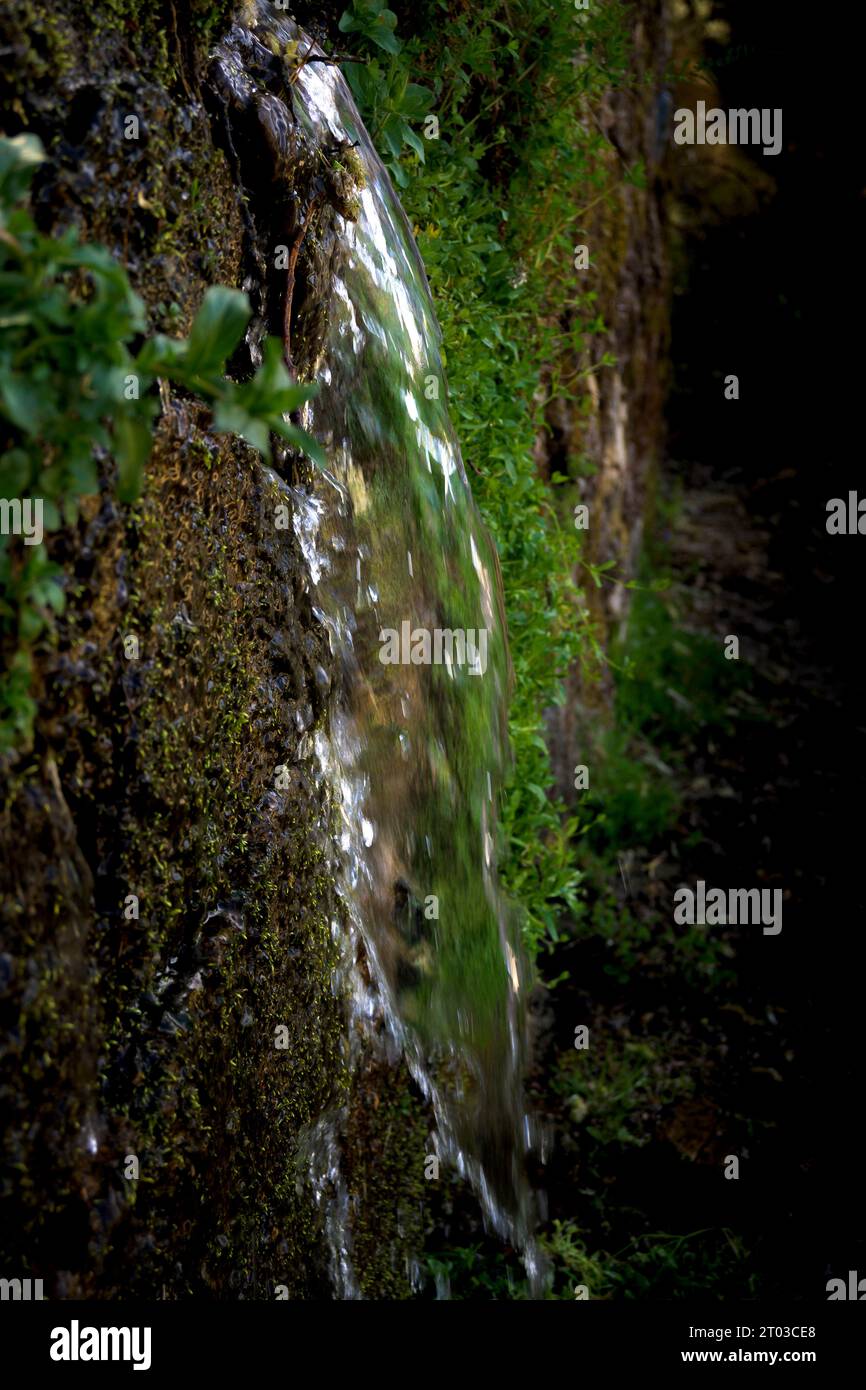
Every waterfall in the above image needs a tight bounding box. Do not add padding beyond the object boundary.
[215,6,542,1295]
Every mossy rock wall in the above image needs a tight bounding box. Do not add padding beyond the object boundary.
[542,0,672,801]
[0,1,390,1298]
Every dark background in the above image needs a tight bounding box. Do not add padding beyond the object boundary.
[667,0,866,1290]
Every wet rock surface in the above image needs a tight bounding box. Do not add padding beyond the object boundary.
[0,3,346,1297]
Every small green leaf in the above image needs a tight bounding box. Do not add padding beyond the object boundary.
[399,84,433,117]
[402,123,425,162]
[270,417,326,469]
[0,449,31,497]
[0,374,44,433]
[0,133,46,212]
[136,333,188,376]
[114,411,153,503]
[185,287,251,375]
[380,114,404,159]
[212,399,272,459]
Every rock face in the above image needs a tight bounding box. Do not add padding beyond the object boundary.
[0,3,354,1298]
[542,1,672,803]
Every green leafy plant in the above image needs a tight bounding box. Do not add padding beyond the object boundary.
[339,1,402,55]
[136,302,321,465]
[0,132,322,752]
[344,57,433,175]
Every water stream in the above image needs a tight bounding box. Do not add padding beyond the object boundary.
[220,7,541,1295]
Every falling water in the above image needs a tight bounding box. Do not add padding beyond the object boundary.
[218,6,541,1294]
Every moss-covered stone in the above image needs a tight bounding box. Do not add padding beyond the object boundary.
[0,1,358,1298]
[343,1055,428,1299]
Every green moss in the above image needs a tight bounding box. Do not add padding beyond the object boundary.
[0,5,77,91]
[344,1058,428,1299]
[88,414,346,1294]
[0,0,348,1295]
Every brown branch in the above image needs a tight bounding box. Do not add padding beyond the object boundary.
[283,194,322,376]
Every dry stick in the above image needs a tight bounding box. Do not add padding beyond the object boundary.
[287,37,318,86]
[295,52,369,69]
[285,39,370,86]
[283,194,322,376]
